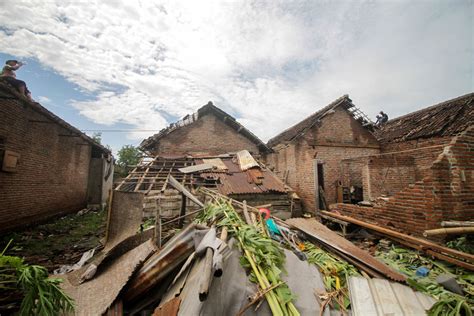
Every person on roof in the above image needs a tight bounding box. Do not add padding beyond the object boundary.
[375,111,388,127]
[0,60,31,99]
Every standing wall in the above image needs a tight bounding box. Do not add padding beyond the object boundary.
[0,95,92,231]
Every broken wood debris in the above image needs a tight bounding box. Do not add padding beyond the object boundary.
[286,218,406,281]
[322,211,474,270]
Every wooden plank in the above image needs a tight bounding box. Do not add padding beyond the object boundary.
[391,282,427,315]
[178,163,213,173]
[168,175,204,207]
[321,211,474,265]
[348,277,378,316]
[369,278,403,316]
[286,218,406,281]
[202,158,227,170]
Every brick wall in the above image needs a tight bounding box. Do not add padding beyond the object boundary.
[266,107,380,211]
[150,113,260,157]
[0,96,92,231]
[331,125,474,237]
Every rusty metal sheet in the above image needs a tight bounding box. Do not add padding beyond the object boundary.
[286,218,406,282]
[123,224,206,302]
[105,299,123,316]
[236,150,259,171]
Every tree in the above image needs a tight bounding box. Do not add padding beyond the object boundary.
[116,145,141,177]
[91,132,102,144]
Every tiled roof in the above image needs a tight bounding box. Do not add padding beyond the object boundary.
[140,102,270,152]
[374,92,474,143]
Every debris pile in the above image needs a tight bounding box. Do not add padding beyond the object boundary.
[14,187,444,316]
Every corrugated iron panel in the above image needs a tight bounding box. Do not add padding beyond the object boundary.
[200,169,286,195]
[348,277,436,316]
[236,150,259,170]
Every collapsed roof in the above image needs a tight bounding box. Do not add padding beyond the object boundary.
[140,101,270,153]
[116,150,287,196]
[267,95,373,148]
[374,92,474,143]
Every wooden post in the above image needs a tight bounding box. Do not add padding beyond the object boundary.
[242,200,252,225]
[179,193,187,228]
[199,247,214,301]
[154,197,162,248]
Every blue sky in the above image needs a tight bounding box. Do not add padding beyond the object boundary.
[1,0,472,154]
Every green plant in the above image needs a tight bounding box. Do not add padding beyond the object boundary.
[196,200,300,316]
[447,236,474,255]
[0,240,74,315]
[377,246,473,316]
[303,242,360,311]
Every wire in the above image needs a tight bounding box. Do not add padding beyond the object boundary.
[80,129,160,132]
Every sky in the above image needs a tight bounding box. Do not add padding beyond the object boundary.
[1,0,472,154]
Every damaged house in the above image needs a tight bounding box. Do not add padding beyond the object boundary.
[267,92,473,237]
[265,95,380,210]
[117,102,300,220]
[0,82,113,232]
[332,92,474,237]
[140,101,270,158]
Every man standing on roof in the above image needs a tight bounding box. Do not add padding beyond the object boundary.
[375,111,388,127]
[0,60,31,99]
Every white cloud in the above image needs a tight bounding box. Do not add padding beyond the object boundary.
[0,0,472,143]
[37,95,51,103]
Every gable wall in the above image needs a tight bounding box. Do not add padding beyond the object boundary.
[150,114,260,157]
[266,107,380,211]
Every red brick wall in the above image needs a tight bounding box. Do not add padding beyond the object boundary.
[381,137,452,179]
[331,125,474,237]
[266,108,380,211]
[0,97,92,231]
[150,113,260,157]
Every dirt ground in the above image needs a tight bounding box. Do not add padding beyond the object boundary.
[0,209,106,273]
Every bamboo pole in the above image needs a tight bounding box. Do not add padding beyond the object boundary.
[321,211,474,264]
[424,227,474,237]
[441,221,474,228]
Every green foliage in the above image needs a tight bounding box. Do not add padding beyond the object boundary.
[447,236,474,255]
[303,242,360,310]
[196,200,299,316]
[377,246,473,316]
[91,132,102,144]
[0,241,74,315]
[116,145,141,177]
[117,145,141,168]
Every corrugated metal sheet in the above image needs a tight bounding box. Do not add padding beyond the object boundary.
[236,150,259,170]
[200,157,287,195]
[348,277,436,316]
